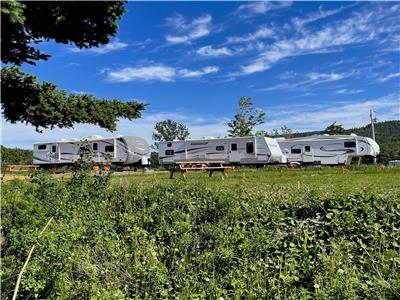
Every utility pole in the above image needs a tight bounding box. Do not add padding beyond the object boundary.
[370,109,376,141]
[370,109,377,164]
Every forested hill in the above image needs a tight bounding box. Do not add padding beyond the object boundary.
[349,120,400,144]
[292,120,400,143]
[1,145,33,165]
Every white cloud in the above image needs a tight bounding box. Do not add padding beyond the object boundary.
[291,6,346,28]
[226,26,274,44]
[165,14,212,44]
[262,94,399,131]
[336,89,364,95]
[234,1,292,18]
[131,38,153,50]
[258,82,291,91]
[105,64,219,82]
[258,72,351,91]
[240,60,271,75]
[196,45,233,57]
[71,90,94,95]
[377,72,400,83]
[277,71,298,79]
[179,66,219,78]
[237,8,398,76]
[69,40,128,54]
[106,65,177,82]
[306,72,348,83]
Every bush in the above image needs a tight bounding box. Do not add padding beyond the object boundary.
[1,145,33,165]
[1,173,399,299]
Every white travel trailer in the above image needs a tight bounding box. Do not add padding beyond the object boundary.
[159,136,287,166]
[33,135,151,168]
[278,134,380,165]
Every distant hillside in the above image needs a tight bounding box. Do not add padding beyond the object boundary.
[349,120,400,144]
[1,146,33,165]
[292,120,400,142]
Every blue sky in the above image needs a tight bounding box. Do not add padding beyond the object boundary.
[2,1,400,148]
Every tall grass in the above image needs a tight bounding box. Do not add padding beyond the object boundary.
[1,167,399,299]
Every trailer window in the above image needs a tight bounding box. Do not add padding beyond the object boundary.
[304,146,311,152]
[231,143,237,151]
[165,150,174,155]
[93,143,98,151]
[216,146,224,151]
[344,141,356,148]
[52,145,56,153]
[246,142,254,153]
[291,148,301,154]
[38,144,46,150]
[105,145,114,152]
[167,142,172,147]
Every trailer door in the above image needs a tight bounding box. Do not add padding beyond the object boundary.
[49,143,59,162]
[289,145,303,162]
[229,142,240,162]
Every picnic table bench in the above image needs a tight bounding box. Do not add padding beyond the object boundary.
[168,161,235,179]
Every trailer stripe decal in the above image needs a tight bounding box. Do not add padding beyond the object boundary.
[172,146,209,154]
[33,156,50,162]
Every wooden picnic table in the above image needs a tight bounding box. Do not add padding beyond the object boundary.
[168,161,235,179]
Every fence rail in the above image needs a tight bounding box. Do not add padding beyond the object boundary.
[1,165,38,180]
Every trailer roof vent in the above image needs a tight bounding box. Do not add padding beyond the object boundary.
[86,135,103,139]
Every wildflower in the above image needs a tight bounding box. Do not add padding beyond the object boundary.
[314,284,320,289]
[338,268,344,274]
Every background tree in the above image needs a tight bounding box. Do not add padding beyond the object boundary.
[280,125,294,138]
[255,125,295,138]
[2,1,126,65]
[228,97,265,137]
[1,0,145,131]
[1,67,145,131]
[0,145,33,165]
[324,122,346,135]
[152,119,190,149]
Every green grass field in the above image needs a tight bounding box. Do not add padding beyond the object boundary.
[113,165,400,192]
[1,166,400,299]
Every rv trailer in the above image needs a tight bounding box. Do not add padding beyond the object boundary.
[159,136,287,166]
[33,135,151,168]
[278,134,380,165]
